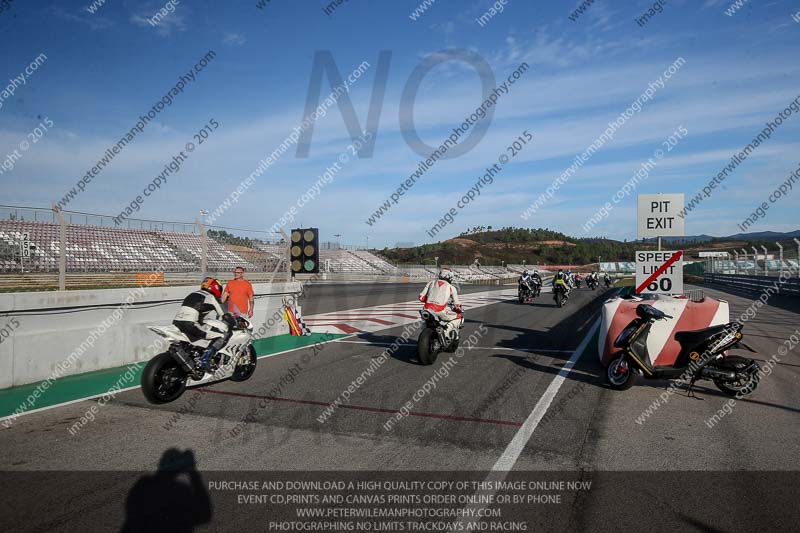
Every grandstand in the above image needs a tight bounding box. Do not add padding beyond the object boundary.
[0,220,198,272]
[0,208,527,289]
[320,249,402,274]
[0,217,514,282]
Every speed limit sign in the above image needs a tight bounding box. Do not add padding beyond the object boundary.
[635,250,683,294]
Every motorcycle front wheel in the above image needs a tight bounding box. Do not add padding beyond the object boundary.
[417,328,439,366]
[555,292,563,308]
[230,345,258,382]
[606,353,637,390]
[142,351,188,404]
[713,356,760,396]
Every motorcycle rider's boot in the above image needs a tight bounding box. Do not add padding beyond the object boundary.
[444,322,459,342]
[197,345,218,374]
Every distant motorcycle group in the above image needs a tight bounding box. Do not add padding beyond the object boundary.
[517,270,542,303]
[519,269,613,308]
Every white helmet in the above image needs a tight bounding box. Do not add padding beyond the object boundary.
[439,268,454,282]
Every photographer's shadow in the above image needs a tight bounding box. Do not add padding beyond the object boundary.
[120,448,212,533]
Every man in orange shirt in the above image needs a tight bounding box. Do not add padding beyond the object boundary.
[222,266,254,317]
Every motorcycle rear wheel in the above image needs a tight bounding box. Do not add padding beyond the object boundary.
[713,356,760,396]
[142,351,188,404]
[418,328,439,365]
[607,354,637,390]
[555,292,563,307]
[230,345,258,382]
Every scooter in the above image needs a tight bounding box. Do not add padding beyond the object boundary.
[417,306,462,365]
[606,304,761,396]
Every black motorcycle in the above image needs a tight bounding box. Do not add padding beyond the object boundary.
[417,306,462,365]
[575,276,583,289]
[606,304,761,396]
[586,276,598,290]
[603,276,613,288]
[552,282,569,308]
[518,277,541,303]
[518,281,533,304]
[531,277,541,297]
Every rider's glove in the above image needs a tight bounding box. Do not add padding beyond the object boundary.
[454,305,463,314]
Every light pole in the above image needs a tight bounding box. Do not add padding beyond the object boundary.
[198,209,209,278]
[752,246,759,276]
[776,242,783,278]
[334,233,341,250]
[761,245,769,276]
[794,238,800,278]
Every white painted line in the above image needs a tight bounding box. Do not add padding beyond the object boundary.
[493,318,599,470]
[450,318,600,533]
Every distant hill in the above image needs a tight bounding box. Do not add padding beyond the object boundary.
[725,230,800,240]
[377,227,800,266]
[657,230,800,244]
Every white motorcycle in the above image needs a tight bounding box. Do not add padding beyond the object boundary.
[141,313,257,404]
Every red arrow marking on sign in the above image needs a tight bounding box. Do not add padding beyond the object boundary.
[636,250,683,294]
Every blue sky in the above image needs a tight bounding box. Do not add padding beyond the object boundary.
[2,0,799,248]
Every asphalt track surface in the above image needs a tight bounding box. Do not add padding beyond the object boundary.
[1,281,798,532]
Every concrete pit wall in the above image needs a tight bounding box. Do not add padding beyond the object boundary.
[0,281,301,389]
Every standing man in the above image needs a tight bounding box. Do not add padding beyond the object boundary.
[222,266,254,317]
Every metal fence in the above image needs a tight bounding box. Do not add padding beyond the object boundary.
[703,241,800,278]
[704,273,800,296]
[0,205,292,288]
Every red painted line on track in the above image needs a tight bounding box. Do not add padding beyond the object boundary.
[304,317,396,326]
[307,313,418,319]
[197,389,523,427]
[307,323,361,333]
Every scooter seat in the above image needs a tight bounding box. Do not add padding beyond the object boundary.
[674,324,731,347]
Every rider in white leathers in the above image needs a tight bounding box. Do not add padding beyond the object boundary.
[419,268,464,340]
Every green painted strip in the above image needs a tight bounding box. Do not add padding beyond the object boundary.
[0,333,348,421]
[252,332,348,354]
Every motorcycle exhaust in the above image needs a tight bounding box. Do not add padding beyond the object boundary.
[170,346,196,373]
[700,367,736,380]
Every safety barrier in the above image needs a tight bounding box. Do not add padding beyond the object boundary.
[0,281,301,389]
[704,273,800,296]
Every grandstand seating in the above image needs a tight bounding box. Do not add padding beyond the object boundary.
[159,231,256,272]
[350,250,401,275]
[0,219,607,281]
[0,220,256,273]
[320,249,382,273]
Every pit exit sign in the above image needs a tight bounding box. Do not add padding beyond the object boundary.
[637,193,685,239]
